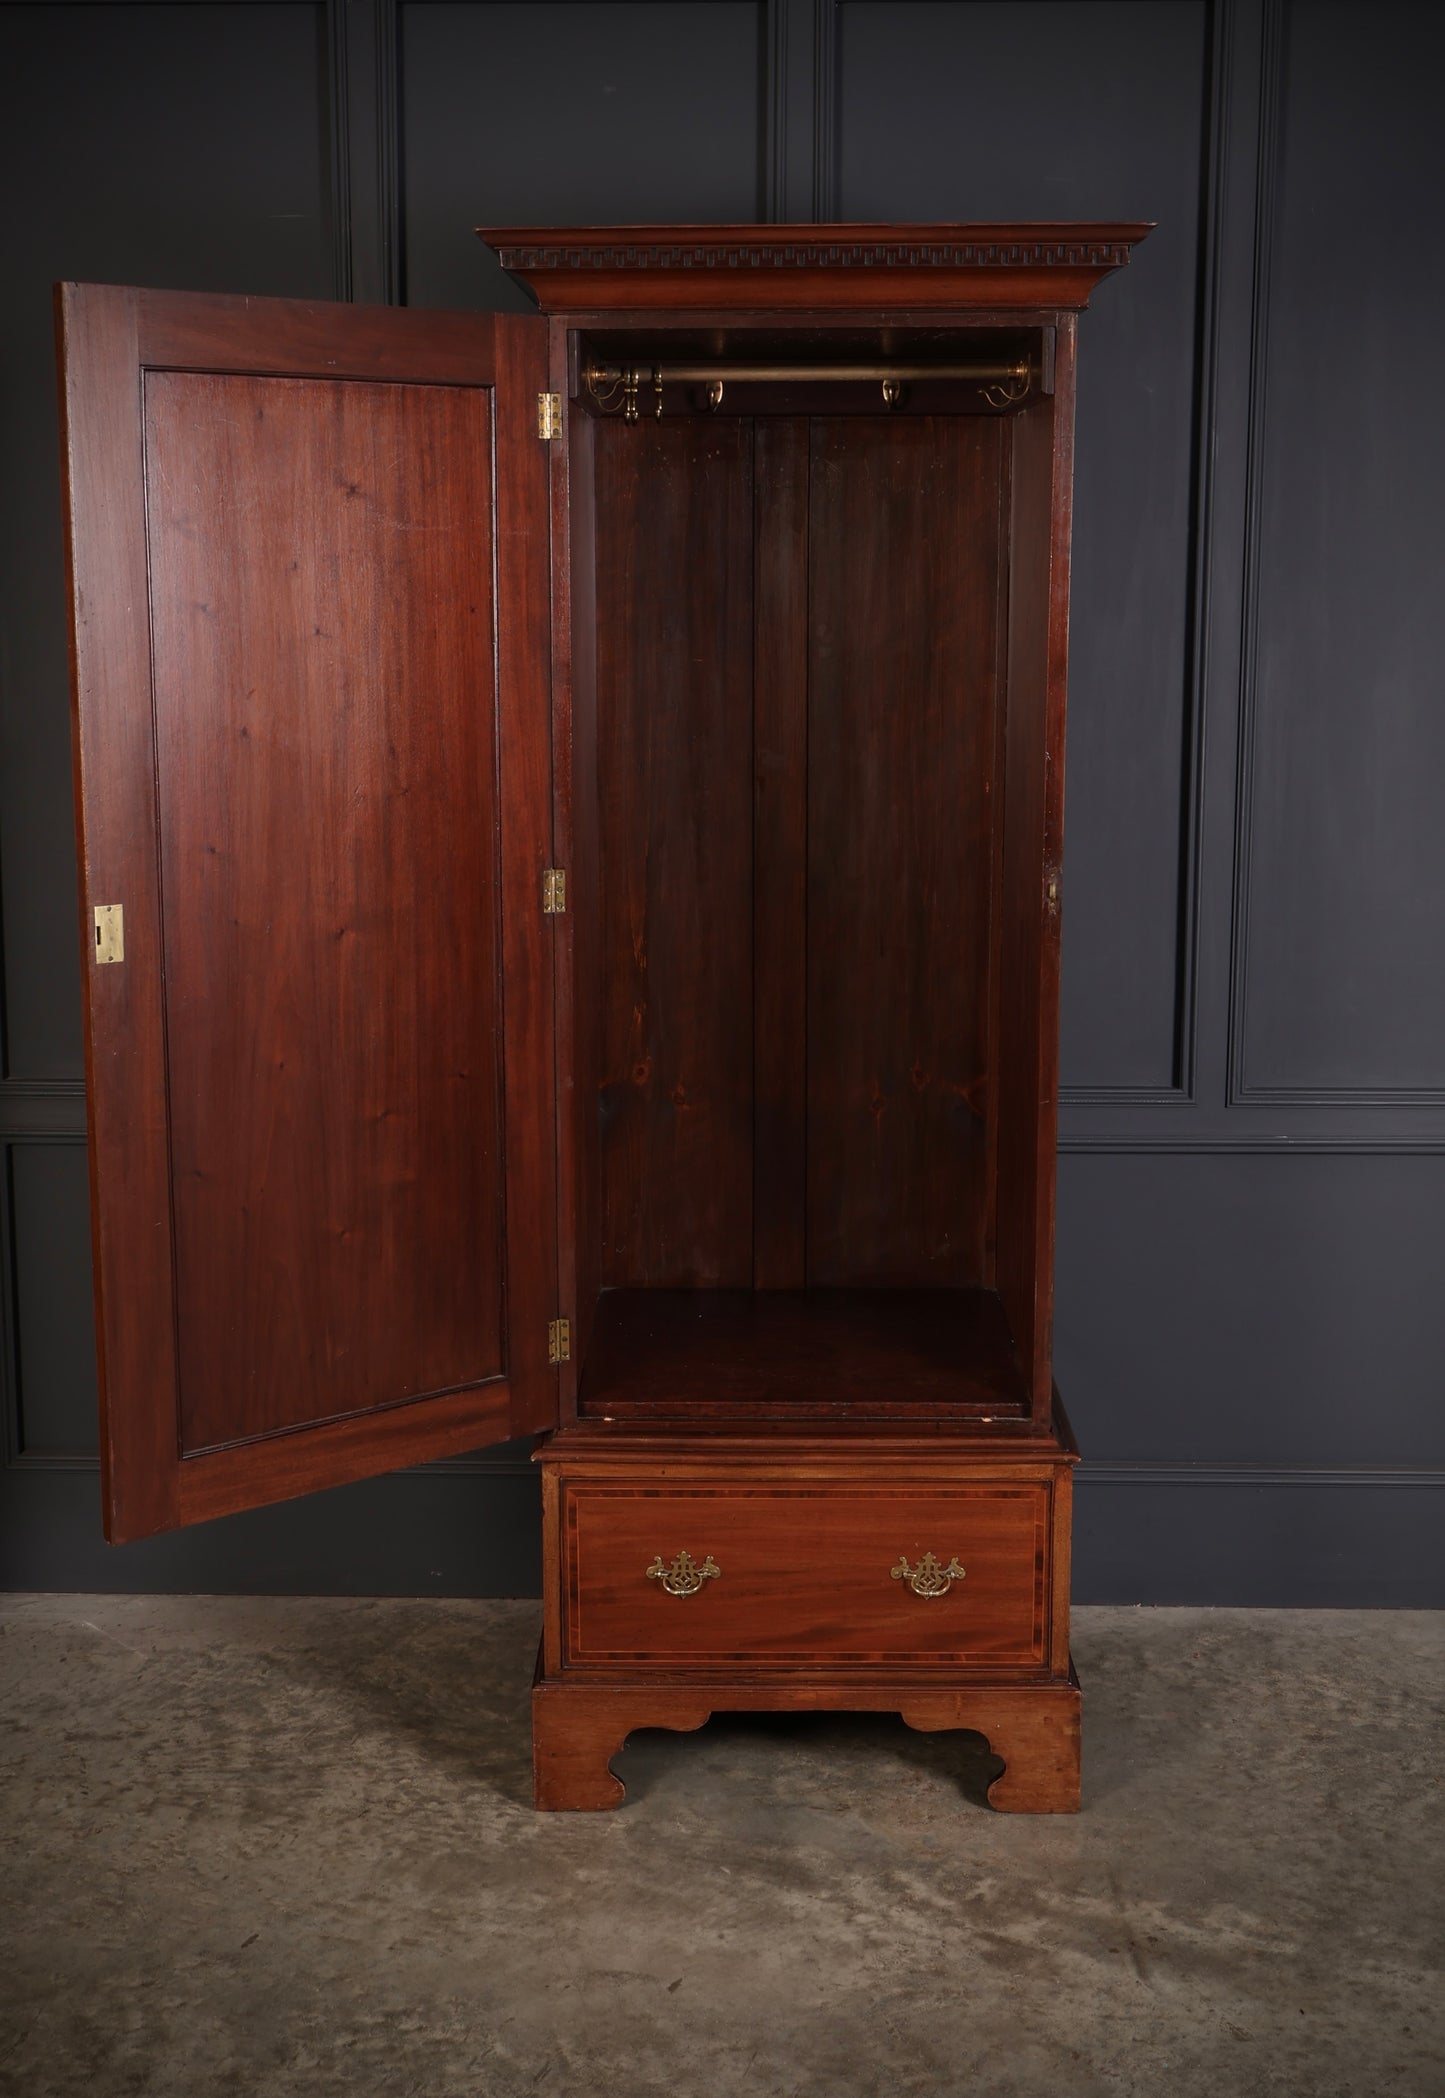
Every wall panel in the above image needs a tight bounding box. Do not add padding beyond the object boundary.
[1,0,1441,1603]
[5,1143,95,1460]
[400,0,764,311]
[1055,1149,1445,1469]
[1234,0,1445,1100]
[0,1,335,1082]
[839,0,1209,1095]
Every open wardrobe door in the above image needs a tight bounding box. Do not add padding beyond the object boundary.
[57,285,559,1543]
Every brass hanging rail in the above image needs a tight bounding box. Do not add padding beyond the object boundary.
[583,358,1033,421]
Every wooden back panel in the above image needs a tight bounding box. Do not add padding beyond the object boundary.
[806,415,1005,1286]
[587,411,1006,1296]
[594,419,756,1287]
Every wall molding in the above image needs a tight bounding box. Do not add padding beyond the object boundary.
[1060,0,1227,1109]
[7,1452,539,1478]
[1236,1082,1445,1107]
[8,1084,1445,1157]
[0,1148,16,1468]
[326,0,401,306]
[0,1137,89,1471]
[1059,1126,1445,1154]
[765,0,791,221]
[812,0,839,220]
[1226,0,1445,1111]
[1075,1454,1442,1604]
[762,0,839,223]
[1083,1462,1445,1489]
[20,1451,1440,1492]
[325,0,353,299]
[0,1082,86,1141]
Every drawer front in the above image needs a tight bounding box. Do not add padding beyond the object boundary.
[562,1482,1051,1670]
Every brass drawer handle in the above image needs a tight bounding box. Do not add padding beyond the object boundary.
[646,1550,720,1598]
[891,1551,966,1598]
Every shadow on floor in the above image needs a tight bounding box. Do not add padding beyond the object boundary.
[616,1709,1006,1811]
[265,1608,1011,1815]
[261,1597,543,1809]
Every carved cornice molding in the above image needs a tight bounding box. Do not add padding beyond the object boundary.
[479,222,1152,314]
[489,233,1141,275]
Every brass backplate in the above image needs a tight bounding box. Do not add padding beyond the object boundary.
[645,1550,721,1597]
[92,904,124,965]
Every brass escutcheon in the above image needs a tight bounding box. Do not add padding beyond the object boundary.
[646,1549,721,1598]
[891,1551,966,1598]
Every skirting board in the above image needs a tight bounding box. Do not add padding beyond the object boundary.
[0,1464,1440,1606]
[1074,1467,1445,1607]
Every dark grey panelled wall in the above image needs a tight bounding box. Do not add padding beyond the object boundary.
[1,0,1440,1601]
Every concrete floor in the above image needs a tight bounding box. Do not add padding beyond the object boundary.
[0,1600,1440,2098]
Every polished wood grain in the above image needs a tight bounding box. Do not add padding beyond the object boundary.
[147,370,505,1451]
[535,1425,1076,1815]
[996,323,1078,1420]
[807,415,1004,1286]
[483,223,1152,315]
[562,1477,1049,1668]
[594,418,755,1286]
[540,1464,565,1676]
[533,1670,713,1811]
[554,330,597,1408]
[899,1671,1081,1811]
[168,1382,514,1529]
[751,419,810,1288]
[577,1286,1031,1420]
[546,1422,1073,1463]
[57,283,175,1546]
[58,285,557,1539]
[1049,1444,1075,1670]
[64,229,1137,1813]
[526,234,1136,1817]
[130,285,516,383]
[491,310,564,1439]
[534,245,1112,1812]
[532,1670,1080,1812]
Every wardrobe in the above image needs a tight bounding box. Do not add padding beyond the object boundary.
[59,222,1146,1808]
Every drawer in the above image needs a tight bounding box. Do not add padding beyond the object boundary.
[561,1481,1051,1671]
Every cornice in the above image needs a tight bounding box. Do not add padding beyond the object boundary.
[478,222,1152,315]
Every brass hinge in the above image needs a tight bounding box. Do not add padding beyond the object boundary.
[92,904,124,965]
[542,867,567,915]
[537,392,562,441]
[548,1318,571,1365]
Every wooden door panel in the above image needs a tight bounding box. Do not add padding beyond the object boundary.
[58,285,557,1541]
[146,370,506,1452]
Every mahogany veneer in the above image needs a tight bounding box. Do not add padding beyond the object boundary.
[579,1287,1031,1421]
[58,224,1145,1816]
[559,1478,1055,1668]
[535,1419,1077,1805]
[531,1669,1083,1815]
[484,222,1149,312]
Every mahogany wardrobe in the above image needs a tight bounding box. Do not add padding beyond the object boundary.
[58,223,1147,1810]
